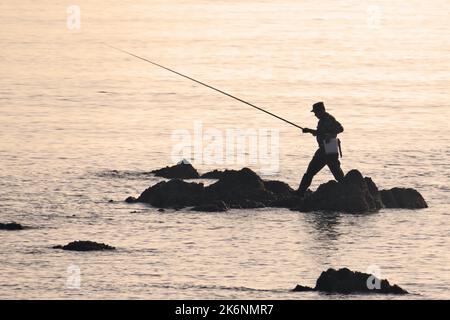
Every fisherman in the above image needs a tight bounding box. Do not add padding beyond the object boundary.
[298,102,345,197]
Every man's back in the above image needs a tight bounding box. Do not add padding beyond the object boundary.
[316,112,344,146]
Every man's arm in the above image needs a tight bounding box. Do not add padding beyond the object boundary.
[302,128,317,136]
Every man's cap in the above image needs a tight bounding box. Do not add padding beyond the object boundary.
[311,101,325,112]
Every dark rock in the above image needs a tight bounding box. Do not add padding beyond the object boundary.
[125,196,137,203]
[0,222,25,230]
[157,208,165,212]
[205,168,272,205]
[380,188,428,209]
[298,170,384,213]
[314,268,408,294]
[292,284,315,292]
[192,200,229,212]
[53,240,116,251]
[151,163,199,179]
[137,179,205,208]
[293,268,408,294]
[133,166,427,213]
[264,180,295,196]
[229,199,266,209]
[200,169,227,179]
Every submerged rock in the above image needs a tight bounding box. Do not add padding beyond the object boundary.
[380,188,428,209]
[53,241,116,251]
[131,164,427,213]
[293,268,408,294]
[151,162,199,179]
[0,222,25,230]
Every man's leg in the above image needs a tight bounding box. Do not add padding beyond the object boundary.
[326,153,345,182]
[298,149,327,195]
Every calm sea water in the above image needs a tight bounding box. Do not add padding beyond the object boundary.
[0,0,449,299]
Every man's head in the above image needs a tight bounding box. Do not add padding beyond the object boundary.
[311,102,326,119]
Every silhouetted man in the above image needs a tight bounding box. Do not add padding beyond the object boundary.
[298,102,345,197]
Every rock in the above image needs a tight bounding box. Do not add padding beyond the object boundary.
[315,268,408,294]
[298,170,384,213]
[125,196,137,203]
[137,179,205,208]
[292,284,315,292]
[53,241,116,251]
[0,222,25,230]
[200,169,227,179]
[151,163,200,179]
[380,188,428,209]
[293,268,408,294]
[229,199,266,209]
[263,180,295,197]
[192,200,229,212]
[133,166,427,213]
[157,208,165,212]
[205,168,272,206]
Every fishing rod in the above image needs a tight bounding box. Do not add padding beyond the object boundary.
[106,44,304,130]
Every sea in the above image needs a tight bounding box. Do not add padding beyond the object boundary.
[0,0,449,299]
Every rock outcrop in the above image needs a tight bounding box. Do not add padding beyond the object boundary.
[151,162,200,179]
[53,241,116,251]
[138,179,205,208]
[380,188,428,209]
[200,169,228,179]
[298,170,384,213]
[293,268,408,294]
[131,165,427,213]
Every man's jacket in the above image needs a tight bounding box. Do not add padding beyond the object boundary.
[316,112,344,148]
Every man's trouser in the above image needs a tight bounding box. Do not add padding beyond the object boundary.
[298,148,344,194]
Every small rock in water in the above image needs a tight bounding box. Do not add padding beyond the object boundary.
[53,240,116,251]
[380,188,428,209]
[125,196,137,203]
[292,284,315,292]
[157,208,165,212]
[293,268,408,294]
[0,222,25,230]
[151,162,200,179]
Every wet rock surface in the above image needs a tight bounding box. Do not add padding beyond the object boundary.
[293,268,408,294]
[191,200,229,212]
[136,165,427,213]
[53,241,116,251]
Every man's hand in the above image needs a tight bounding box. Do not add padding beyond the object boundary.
[302,128,317,136]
